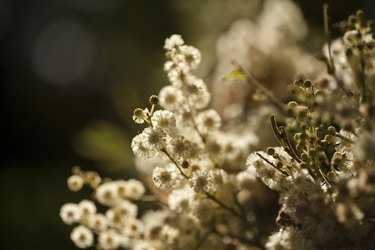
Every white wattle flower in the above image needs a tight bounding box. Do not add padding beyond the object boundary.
[152,164,178,189]
[159,85,184,111]
[98,230,121,250]
[116,200,138,218]
[168,187,195,212]
[141,127,166,150]
[164,34,184,51]
[160,225,180,246]
[167,135,198,160]
[122,218,144,238]
[210,169,228,189]
[106,200,138,226]
[67,174,84,192]
[265,228,315,250]
[95,182,118,206]
[112,180,128,198]
[196,109,221,133]
[180,45,201,69]
[70,225,93,249]
[131,133,157,160]
[189,170,213,193]
[183,78,210,109]
[78,199,96,217]
[246,150,285,191]
[164,60,177,72]
[133,241,156,250]
[87,213,108,232]
[191,88,211,110]
[60,203,82,225]
[132,108,149,124]
[125,179,145,200]
[151,110,176,134]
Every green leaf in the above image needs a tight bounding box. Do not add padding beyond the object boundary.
[223,68,247,80]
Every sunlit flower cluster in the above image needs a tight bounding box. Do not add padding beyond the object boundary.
[61,2,375,249]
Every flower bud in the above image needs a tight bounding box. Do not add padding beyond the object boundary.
[67,175,84,192]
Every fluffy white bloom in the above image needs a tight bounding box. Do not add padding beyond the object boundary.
[117,200,138,218]
[265,228,315,250]
[122,218,144,238]
[141,127,166,150]
[246,150,285,191]
[164,60,177,73]
[106,200,138,226]
[70,225,93,249]
[112,180,128,199]
[192,88,211,110]
[167,135,200,160]
[168,187,195,212]
[151,110,176,134]
[132,108,149,124]
[98,230,121,250]
[159,85,184,111]
[142,210,170,240]
[133,241,156,250]
[166,66,190,86]
[96,182,118,206]
[78,200,96,217]
[176,109,194,127]
[125,179,145,200]
[88,213,108,232]
[164,34,184,51]
[160,225,179,246]
[189,170,213,193]
[60,203,82,225]
[152,164,179,189]
[196,109,221,133]
[210,169,228,189]
[180,45,201,69]
[183,78,211,109]
[131,133,157,160]
[184,141,201,160]
[67,175,84,192]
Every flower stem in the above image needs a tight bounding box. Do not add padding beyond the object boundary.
[161,148,189,179]
[204,191,242,219]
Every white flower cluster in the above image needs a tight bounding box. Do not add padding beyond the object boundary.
[241,9,375,249]
[61,3,375,250]
[61,35,261,249]
[60,169,151,249]
[129,34,262,248]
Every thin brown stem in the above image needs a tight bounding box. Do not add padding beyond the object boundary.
[161,148,189,179]
[235,63,285,111]
[204,191,242,219]
[256,152,289,176]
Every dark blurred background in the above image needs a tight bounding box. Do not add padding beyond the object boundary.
[0,0,374,249]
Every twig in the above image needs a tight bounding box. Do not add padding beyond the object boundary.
[256,152,289,176]
[235,63,285,111]
[162,148,189,179]
[204,191,242,219]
